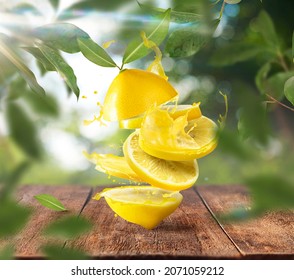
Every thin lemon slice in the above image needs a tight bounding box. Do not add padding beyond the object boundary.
[123,132,198,191]
[119,103,202,129]
[139,107,218,161]
[84,152,143,182]
[93,186,183,229]
[102,69,178,121]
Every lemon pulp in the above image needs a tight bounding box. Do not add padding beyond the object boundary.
[119,103,202,129]
[94,186,183,229]
[139,107,218,161]
[123,132,198,191]
[84,152,143,182]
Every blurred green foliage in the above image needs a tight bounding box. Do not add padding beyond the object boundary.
[0,0,293,259]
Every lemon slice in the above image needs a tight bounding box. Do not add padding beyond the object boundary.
[139,107,218,161]
[102,69,178,121]
[93,186,183,229]
[84,152,143,182]
[123,132,198,191]
[119,103,202,129]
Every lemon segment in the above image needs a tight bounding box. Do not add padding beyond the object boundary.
[102,69,178,121]
[123,132,198,191]
[94,186,183,229]
[139,107,218,161]
[84,151,143,182]
[119,103,202,129]
[163,103,202,121]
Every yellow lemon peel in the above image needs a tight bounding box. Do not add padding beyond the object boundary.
[93,186,183,229]
[102,69,178,121]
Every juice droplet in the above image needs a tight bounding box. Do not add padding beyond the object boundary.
[93,90,98,95]
[140,31,168,80]
[83,102,106,126]
[82,95,87,99]
[102,40,115,49]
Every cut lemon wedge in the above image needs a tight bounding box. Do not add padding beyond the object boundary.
[123,132,198,191]
[139,107,218,161]
[119,103,202,129]
[84,151,143,182]
[93,186,183,229]
[102,69,178,121]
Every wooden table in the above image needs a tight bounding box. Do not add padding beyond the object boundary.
[1,185,293,259]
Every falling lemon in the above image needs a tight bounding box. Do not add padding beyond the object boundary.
[123,132,198,191]
[93,186,183,229]
[139,107,218,161]
[102,69,178,121]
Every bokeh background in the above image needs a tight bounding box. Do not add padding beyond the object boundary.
[0,0,293,190]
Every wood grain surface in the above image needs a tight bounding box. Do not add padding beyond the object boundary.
[0,185,91,258]
[67,187,240,259]
[1,185,293,259]
[197,185,294,258]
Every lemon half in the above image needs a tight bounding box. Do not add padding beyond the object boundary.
[123,132,198,191]
[102,69,178,121]
[94,186,183,229]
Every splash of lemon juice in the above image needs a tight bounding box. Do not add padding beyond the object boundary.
[83,34,219,229]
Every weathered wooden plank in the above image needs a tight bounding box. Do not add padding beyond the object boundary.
[0,185,91,258]
[68,186,240,259]
[197,185,294,258]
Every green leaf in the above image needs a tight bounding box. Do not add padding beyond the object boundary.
[245,175,294,213]
[264,71,294,100]
[0,245,14,260]
[6,102,42,159]
[44,216,92,239]
[23,47,55,72]
[78,38,117,68]
[0,161,31,200]
[225,0,242,4]
[217,129,253,160]
[38,45,80,98]
[237,92,270,145]
[292,31,294,62]
[24,93,59,117]
[123,9,171,64]
[255,62,271,93]
[34,194,66,211]
[8,3,42,15]
[165,21,218,58]
[33,23,90,53]
[210,43,264,66]
[253,11,279,49]
[284,76,294,105]
[49,0,59,10]
[138,2,202,23]
[42,245,88,260]
[0,39,45,96]
[0,200,31,238]
[11,78,59,117]
[58,0,133,19]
